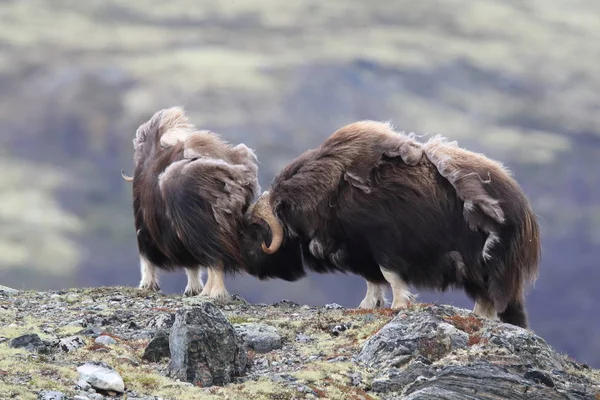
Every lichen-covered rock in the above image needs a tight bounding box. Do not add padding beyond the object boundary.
[142,330,170,362]
[9,333,54,354]
[357,306,468,368]
[38,390,65,400]
[59,335,85,352]
[166,302,247,387]
[234,323,282,353]
[360,305,600,398]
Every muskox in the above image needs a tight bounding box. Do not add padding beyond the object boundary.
[121,107,260,298]
[242,121,540,328]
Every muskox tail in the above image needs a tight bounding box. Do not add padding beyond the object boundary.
[485,199,541,328]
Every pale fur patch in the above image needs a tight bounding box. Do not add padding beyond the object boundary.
[358,281,388,309]
[482,231,500,261]
[139,256,160,291]
[158,107,196,148]
[309,238,325,259]
[379,267,415,309]
[184,268,205,296]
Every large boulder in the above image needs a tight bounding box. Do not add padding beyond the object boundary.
[166,302,247,387]
[358,305,599,399]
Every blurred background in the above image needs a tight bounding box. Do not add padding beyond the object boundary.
[1,0,598,367]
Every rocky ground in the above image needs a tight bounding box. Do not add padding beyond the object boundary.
[0,286,598,400]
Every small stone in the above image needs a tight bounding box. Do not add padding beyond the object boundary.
[296,334,313,343]
[142,330,170,362]
[330,323,351,337]
[272,299,300,308]
[324,303,344,310]
[67,319,87,328]
[87,394,104,400]
[72,395,90,400]
[95,335,117,346]
[9,334,50,353]
[234,323,282,353]
[77,362,125,393]
[79,327,103,338]
[59,336,86,352]
[348,372,363,386]
[116,356,139,366]
[38,390,65,400]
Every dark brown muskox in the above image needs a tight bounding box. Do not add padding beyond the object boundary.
[242,121,540,328]
[121,107,260,298]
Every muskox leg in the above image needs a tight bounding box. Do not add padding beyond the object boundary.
[473,300,498,320]
[379,267,414,309]
[498,297,528,329]
[358,280,387,309]
[139,256,160,292]
[202,263,230,300]
[183,267,205,297]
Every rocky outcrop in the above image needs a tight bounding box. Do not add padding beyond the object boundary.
[0,287,597,400]
[359,304,599,399]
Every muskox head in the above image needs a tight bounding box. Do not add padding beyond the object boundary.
[121,107,195,182]
[246,191,284,254]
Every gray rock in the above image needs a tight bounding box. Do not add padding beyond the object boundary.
[142,330,170,362]
[324,303,344,310]
[166,304,247,387]
[86,394,105,400]
[59,336,85,352]
[272,299,300,308]
[77,362,125,393]
[234,323,282,353]
[38,391,65,400]
[9,333,53,354]
[0,285,18,294]
[295,333,313,343]
[72,395,90,400]
[94,335,117,346]
[358,308,468,368]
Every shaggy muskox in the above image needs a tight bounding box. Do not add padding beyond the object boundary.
[243,121,540,328]
[121,107,260,298]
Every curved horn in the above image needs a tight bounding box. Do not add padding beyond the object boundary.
[121,170,134,182]
[251,192,284,254]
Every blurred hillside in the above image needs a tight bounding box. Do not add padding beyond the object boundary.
[1,0,599,367]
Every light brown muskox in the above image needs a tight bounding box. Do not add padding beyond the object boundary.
[122,107,260,298]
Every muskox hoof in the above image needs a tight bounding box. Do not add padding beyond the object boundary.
[183,286,203,297]
[206,288,230,301]
[358,297,386,309]
[139,282,161,292]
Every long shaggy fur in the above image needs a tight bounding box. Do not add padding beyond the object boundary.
[243,121,540,328]
[130,107,260,280]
